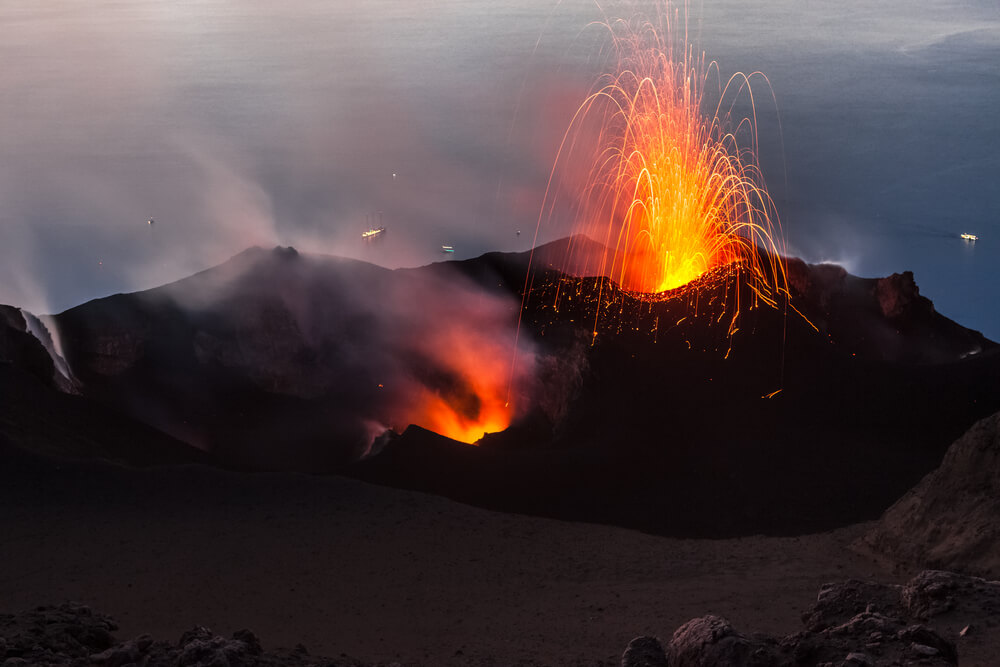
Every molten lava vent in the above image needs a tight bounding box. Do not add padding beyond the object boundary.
[536,5,788,333]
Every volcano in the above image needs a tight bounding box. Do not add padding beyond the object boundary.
[2,240,998,537]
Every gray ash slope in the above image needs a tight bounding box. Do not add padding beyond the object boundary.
[3,240,999,537]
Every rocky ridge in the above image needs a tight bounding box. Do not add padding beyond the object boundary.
[4,243,1000,537]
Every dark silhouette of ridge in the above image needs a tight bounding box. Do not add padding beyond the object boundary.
[3,240,999,536]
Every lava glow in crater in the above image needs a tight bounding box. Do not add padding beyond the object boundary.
[546,5,786,300]
[405,316,520,444]
[418,391,510,445]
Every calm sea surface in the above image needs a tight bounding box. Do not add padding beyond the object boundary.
[1,0,998,337]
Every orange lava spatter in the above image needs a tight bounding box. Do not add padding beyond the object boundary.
[545,5,786,307]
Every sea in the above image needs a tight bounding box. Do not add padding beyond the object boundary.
[1,0,998,337]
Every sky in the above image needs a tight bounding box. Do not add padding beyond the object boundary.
[1,0,998,337]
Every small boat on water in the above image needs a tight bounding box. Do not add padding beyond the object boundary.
[362,226,386,240]
[441,245,455,254]
[960,233,979,241]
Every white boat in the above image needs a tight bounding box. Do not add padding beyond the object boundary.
[960,233,978,241]
[362,226,386,240]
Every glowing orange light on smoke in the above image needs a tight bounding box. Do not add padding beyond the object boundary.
[543,4,786,303]
[418,392,511,445]
[407,326,515,444]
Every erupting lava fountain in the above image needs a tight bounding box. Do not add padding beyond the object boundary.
[533,2,789,330]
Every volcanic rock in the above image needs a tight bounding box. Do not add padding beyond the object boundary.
[90,634,156,666]
[874,271,921,319]
[622,571,1000,667]
[621,635,667,667]
[862,410,1000,577]
[622,570,1000,666]
[801,579,904,632]
[0,603,117,664]
[0,604,365,667]
[797,571,1000,660]
[665,615,775,666]
[783,258,991,363]
[901,570,1000,623]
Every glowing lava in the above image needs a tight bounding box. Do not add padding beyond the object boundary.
[416,390,511,445]
[411,361,513,445]
[399,307,523,444]
[542,5,786,304]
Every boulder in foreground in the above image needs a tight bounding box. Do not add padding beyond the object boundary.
[623,570,1000,666]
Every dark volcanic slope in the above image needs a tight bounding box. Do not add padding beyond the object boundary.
[0,306,208,467]
[22,241,1000,536]
[862,410,1000,578]
[53,247,396,470]
[360,245,1000,535]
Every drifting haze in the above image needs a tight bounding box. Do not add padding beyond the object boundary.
[56,247,562,463]
[1,0,998,336]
